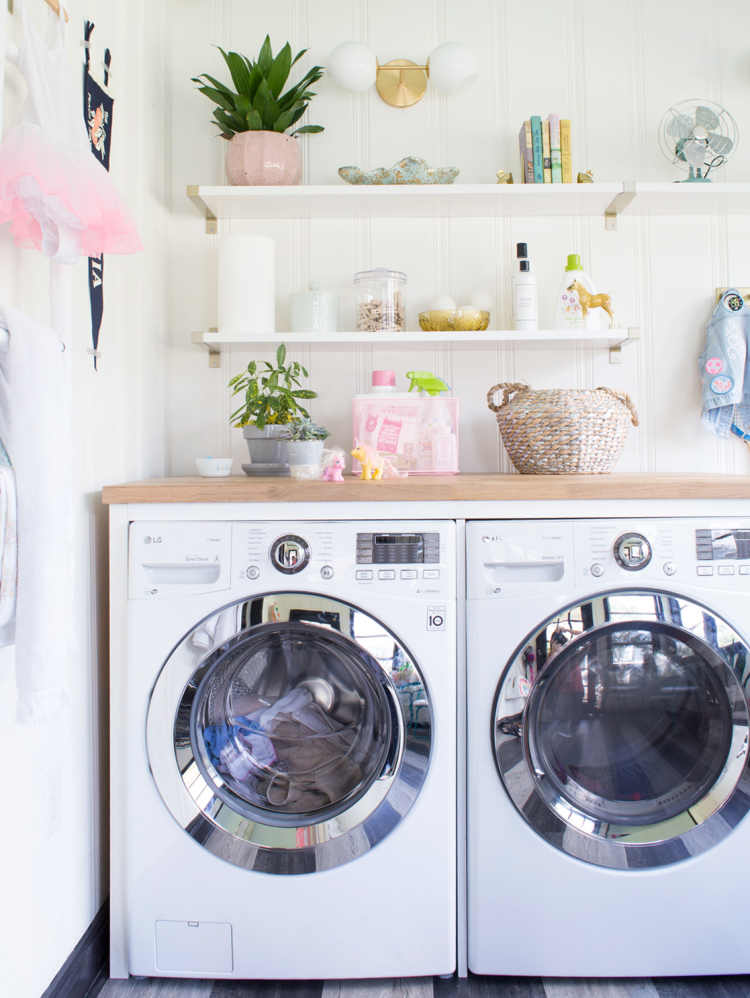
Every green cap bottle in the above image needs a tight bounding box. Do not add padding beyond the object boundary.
[565,253,583,272]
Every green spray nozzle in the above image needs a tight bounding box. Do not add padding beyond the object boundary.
[406,370,450,396]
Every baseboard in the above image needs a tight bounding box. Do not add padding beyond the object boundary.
[41,901,109,998]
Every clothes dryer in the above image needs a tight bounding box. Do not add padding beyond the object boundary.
[112,519,456,980]
[467,518,750,976]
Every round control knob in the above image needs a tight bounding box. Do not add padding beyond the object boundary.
[590,562,605,578]
[613,531,652,571]
[663,561,676,577]
[245,565,260,581]
[270,535,310,575]
[320,565,334,580]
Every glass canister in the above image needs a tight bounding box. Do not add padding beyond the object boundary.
[354,268,407,332]
[289,282,339,332]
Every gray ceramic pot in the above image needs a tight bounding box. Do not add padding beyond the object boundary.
[242,424,291,475]
[286,439,325,479]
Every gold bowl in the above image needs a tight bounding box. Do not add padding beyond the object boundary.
[418,308,490,332]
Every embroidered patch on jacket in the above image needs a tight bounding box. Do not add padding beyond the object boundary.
[705,357,724,375]
[710,374,734,395]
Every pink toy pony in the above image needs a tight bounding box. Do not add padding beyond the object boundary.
[321,448,346,482]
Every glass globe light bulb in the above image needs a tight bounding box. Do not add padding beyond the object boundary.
[427,42,477,95]
[328,42,377,93]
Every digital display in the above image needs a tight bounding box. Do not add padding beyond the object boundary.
[695,529,750,561]
[356,532,440,564]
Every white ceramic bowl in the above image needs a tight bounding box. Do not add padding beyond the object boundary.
[195,457,233,477]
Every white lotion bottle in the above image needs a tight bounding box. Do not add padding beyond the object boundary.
[512,243,538,331]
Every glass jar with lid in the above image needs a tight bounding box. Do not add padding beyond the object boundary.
[354,268,407,332]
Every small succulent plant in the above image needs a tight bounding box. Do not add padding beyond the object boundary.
[288,419,330,442]
[193,36,324,139]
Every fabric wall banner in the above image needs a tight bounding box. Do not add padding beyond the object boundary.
[83,21,114,370]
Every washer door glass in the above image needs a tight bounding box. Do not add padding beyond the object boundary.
[189,622,394,826]
[493,591,750,869]
[148,592,431,875]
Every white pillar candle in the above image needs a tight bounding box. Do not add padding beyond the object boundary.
[217,234,275,339]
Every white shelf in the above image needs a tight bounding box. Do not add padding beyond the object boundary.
[194,327,639,366]
[609,181,750,216]
[187,183,624,228]
[188,181,750,230]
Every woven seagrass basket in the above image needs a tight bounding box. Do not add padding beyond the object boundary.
[486,382,639,474]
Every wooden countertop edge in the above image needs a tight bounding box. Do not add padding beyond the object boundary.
[101,474,750,504]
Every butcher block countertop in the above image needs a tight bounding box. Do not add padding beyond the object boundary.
[101,473,750,505]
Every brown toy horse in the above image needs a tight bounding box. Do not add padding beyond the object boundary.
[568,280,614,328]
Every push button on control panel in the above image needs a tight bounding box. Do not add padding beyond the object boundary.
[320,565,335,580]
[400,569,418,580]
[697,566,714,576]
[355,570,373,581]
[590,563,604,578]
[378,570,396,580]
[245,565,260,581]
[718,565,736,576]
[423,569,440,579]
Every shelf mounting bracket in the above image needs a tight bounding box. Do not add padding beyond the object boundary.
[192,330,221,368]
[609,326,640,364]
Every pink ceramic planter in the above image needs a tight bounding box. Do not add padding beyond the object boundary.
[225,131,302,185]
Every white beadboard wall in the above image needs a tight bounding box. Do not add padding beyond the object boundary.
[165,0,750,477]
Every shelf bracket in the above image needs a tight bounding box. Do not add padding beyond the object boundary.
[609,326,640,364]
[187,184,218,234]
[603,187,636,231]
[192,330,221,368]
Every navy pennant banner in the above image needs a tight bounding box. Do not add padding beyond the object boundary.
[83,22,114,369]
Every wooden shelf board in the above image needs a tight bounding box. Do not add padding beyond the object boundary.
[102,473,750,505]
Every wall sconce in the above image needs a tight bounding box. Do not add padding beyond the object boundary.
[327,41,477,108]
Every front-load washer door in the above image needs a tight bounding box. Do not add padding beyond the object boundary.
[147,592,431,875]
[492,589,750,869]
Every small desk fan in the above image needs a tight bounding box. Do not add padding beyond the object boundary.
[658,99,738,182]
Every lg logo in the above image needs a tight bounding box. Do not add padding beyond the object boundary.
[144,536,163,545]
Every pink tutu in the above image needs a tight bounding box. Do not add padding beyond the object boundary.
[0,0,141,261]
[0,122,142,258]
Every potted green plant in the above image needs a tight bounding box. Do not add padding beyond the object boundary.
[193,36,324,186]
[286,420,330,478]
[228,344,317,475]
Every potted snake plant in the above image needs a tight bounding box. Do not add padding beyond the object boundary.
[193,37,324,185]
[228,344,317,475]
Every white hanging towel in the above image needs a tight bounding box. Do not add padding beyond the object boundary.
[0,304,72,721]
[0,440,18,645]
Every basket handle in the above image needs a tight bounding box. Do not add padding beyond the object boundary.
[487,382,529,413]
[596,387,640,427]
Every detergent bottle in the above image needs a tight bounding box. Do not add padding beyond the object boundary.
[555,253,603,330]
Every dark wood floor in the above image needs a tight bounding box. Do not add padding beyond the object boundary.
[93,975,750,998]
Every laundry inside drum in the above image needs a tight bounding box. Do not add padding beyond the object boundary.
[189,622,395,825]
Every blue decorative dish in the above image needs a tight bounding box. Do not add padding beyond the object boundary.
[338,156,459,185]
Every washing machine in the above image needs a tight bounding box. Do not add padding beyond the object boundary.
[113,519,456,981]
[467,517,750,977]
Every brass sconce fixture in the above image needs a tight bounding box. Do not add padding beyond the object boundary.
[328,42,477,108]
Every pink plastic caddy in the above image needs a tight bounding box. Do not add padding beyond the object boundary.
[352,394,459,475]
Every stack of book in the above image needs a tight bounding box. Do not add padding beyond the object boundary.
[519,115,572,183]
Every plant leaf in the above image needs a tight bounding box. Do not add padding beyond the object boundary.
[219,47,252,95]
[253,78,281,130]
[291,48,307,68]
[193,73,234,97]
[246,108,263,130]
[267,42,292,98]
[293,125,324,135]
[276,343,286,367]
[197,86,236,111]
[257,35,273,76]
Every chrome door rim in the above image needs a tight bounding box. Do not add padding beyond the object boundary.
[147,592,432,875]
[492,588,750,870]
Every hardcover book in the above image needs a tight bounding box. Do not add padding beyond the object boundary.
[542,119,552,183]
[519,120,534,183]
[530,115,543,184]
[548,114,562,183]
[561,118,572,183]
